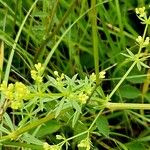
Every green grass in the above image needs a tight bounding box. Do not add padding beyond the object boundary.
[0,0,150,149]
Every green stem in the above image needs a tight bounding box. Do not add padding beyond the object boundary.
[138,23,148,54]
[91,0,99,84]
[62,131,88,143]
[1,141,43,149]
[58,109,104,146]
[108,62,136,99]
[106,102,150,110]
[88,109,103,131]
[0,111,55,141]
[142,22,148,40]
[57,101,150,146]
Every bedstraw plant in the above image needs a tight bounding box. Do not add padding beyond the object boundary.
[0,1,150,150]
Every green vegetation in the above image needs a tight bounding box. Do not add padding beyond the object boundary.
[0,0,150,149]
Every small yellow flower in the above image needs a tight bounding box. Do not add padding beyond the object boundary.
[54,71,65,82]
[36,76,43,83]
[136,36,143,44]
[54,71,59,76]
[143,37,150,47]
[90,73,96,82]
[60,73,65,80]
[136,36,150,47]
[31,67,43,83]
[31,70,37,80]
[8,83,14,90]
[0,81,7,91]
[35,63,44,72]
[14,82,30,101]
[135,7,146,18]
[78,92,89,104]
[43,142,61,150]
[49,145,61,150]
[99,71,106,79]
[84,85,92,95]
[4,83,14,100]
[78,138,91,150]
[90,71,106,82]
[0,81,30,109]
[43,142,50,150]
[5,90,14,100]
[31,63,44,83]
[11,101,22,110]
[0,82,13,100]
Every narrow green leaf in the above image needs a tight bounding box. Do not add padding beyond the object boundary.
[126,48,134,57]
[121,53,132,59]
[4,113,14,131]
[140,61,150,69]
[22,133,43,145]
[72,111,80,128]
[55,98,65,118]
[0,125,10,134]
[136,62,141,71]
[71,100,81,113]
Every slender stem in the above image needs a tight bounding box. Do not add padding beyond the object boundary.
[58,109,104,145]
[62,131,88,142]
[0,111,55,141]
[88,109,103,131]
[91,0,99,84]
[142,23,148,40]
[108,62,136,99]
[138,23,148,54]
[108,16,149,99]
[1,141,43,149]
[106,102,150,110]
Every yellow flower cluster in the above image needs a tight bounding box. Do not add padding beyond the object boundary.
[0,81,14,100]
[43,143,61,150]
[136,36,149,47]
[54,71,65,82]
[78,92,89,104]
[78,138,91,150]
[0,81,30,109]
[31,63,44,83]
[89,71,106,82]
[76,71,106,104]
[135,7,146,18]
